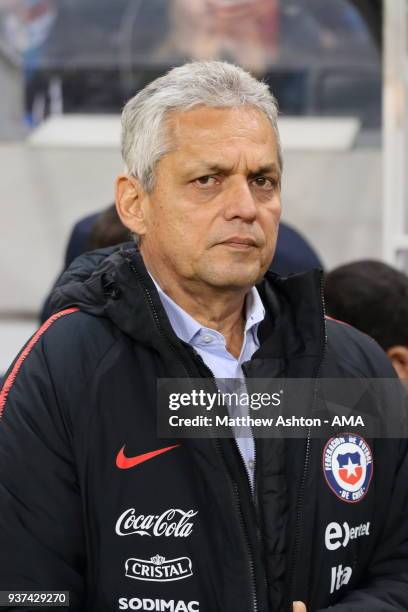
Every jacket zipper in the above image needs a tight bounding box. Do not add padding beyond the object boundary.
[127,258,260,612]
[287,271,328,611]
[194,353,260,612]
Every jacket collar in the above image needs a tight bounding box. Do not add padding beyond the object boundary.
[50,243,325,364]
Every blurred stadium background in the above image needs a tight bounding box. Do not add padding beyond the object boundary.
[0,0,407,371]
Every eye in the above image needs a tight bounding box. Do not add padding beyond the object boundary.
[194,175,220,187]
[251,176,278,191]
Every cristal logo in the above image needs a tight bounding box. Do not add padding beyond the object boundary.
[116,508,197,538]
[125,554,193,582]
[118,598,199,611]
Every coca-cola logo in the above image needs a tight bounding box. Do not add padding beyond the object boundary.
[115,508,198,538]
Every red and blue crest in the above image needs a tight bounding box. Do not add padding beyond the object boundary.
[323,433,373,503]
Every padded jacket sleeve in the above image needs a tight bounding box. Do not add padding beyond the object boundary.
[318,325,408,611]
[0,312,85,611]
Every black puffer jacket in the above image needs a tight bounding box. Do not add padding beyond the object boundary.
[0,244,407,612]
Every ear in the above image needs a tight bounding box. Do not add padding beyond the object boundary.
[387,345,408,381]
[115,174,148,236]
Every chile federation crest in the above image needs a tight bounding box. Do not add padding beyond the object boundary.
[323,433,373,503]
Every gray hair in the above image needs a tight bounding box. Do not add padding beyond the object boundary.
[121,60,282,192]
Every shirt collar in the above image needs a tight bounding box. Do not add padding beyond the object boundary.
[244,283,265,333]
[148,270,265,345]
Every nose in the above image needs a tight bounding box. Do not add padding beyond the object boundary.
[223,179,257,223]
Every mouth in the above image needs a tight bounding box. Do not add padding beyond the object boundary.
[218,237,257,249]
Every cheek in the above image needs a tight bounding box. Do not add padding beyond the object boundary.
[261,201,281,238]
[150,208,200,257]
[148,203,179,239]
[271,194,282,220]
[171,209,212,246]
[146,187,218,254]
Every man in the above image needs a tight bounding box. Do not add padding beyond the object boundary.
[0,61,407,612]
[325,260,408,383]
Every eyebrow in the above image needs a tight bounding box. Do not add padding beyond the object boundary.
[248,164,281,178]
[183,161,281,177]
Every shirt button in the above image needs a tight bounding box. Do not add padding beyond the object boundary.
[202,334,213,344]
[248,459,255,470]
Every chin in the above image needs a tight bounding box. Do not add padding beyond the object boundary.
[198,256,265,288]
[205,269,260,289]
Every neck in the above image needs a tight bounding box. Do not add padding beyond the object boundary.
[189,294,246,359]
[144,259,248,359]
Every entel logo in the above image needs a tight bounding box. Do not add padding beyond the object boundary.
[118,598,199,611]
[325,521,370,551]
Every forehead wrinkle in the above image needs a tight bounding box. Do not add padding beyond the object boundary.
[167,105,275,146]
[163,107,280,174]
[182,158,280,177]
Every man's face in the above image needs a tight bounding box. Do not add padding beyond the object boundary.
[130,105,281,293]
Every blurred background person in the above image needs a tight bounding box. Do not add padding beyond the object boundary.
[325,260,408,383]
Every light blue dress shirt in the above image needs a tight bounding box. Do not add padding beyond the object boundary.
[149,272,265,489]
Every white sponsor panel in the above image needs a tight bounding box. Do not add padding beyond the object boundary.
[325,521,370,551]
[116,509,197,538]
[330,565,352,594]
[125,555,193,582]
[118,597,199,611]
